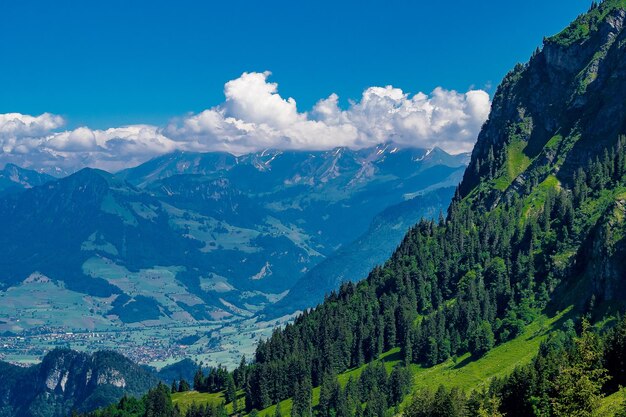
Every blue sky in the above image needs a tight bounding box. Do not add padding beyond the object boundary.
[1,0,589,129]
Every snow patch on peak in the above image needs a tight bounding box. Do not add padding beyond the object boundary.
[251,262,272,280]
[23,273,51,284]
[413,148,433,162]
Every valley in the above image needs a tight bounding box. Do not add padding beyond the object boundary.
[0,144,465,368]
[0,316,287,369]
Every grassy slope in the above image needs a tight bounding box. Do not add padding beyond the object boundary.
[407,307,571,395]
[600,387,626,416]
[174,308,573,416]
[172,391,226,414]
[549,0,626,47]
[493,139,532,192]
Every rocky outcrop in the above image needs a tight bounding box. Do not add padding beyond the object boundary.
[460,1,626,199]
[0,349,158,417]
[586,197,626,302]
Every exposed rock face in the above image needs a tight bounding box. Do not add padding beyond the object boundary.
[460,2,626,199]
[454,0,626,308]
[96,369,127,388]
[0,349,158,417]
[585,197,626,302]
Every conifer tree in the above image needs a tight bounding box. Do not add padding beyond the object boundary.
[551,320,609,417]
[193,368,205,392]
[178,379,191,393]
[274,402,283,417]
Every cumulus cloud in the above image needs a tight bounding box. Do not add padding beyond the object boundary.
[1,122,177,173]
[0,113,65,154]
[0,72,491,173]
[164,72,490,156]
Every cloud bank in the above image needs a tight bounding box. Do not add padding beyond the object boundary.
[0,72,490,173]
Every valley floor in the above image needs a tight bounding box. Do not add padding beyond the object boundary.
[0,314,296,369]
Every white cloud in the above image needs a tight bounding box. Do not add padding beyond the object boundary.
[0,72,491,173]
[47,127,97,151]
[0,113,65,154]
[223,71,302,127]
[166,72,490,155]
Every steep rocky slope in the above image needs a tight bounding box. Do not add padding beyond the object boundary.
[458,0,626,307]
[0,349,158,417]
[462,0,626,200]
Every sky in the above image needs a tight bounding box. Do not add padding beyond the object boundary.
[0,0,590,172]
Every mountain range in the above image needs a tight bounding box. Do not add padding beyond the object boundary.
[0,144,467,335]
[0,163,53,197]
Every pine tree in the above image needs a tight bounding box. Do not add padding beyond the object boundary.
[225,373,237,404]
[469,321,495,357]
[291,378,312,417]
[318,374,338,417]
[178,379,191,393]
[606,315,626,390]
[405,389,435,417]
[274,402,283,417]
[145,383,177,417]
[193,368,205,392]
[234,355,247,389]
[476,394,505,417]
[232,395,240,415]
[551,320,609,417]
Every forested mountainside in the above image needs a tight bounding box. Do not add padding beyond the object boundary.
[0,144,464,337]
[265,187,456,317]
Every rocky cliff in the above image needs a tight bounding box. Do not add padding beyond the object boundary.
[461,0,626,202]
[457,0,626,308]
[0,349,158,417]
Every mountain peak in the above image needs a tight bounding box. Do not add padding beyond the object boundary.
[70,167,114,183]
[459,0,626,203]
[2,162,21,171]
[0,163,55,194]
[546,0,626,48]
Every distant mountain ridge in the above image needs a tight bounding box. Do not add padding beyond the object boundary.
[0,143,468,338]
[118,144,467,189]
[265,186,457,317]
[0,163,54,196]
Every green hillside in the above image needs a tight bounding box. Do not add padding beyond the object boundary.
[164,307,571,417]
[172,391,226,415]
